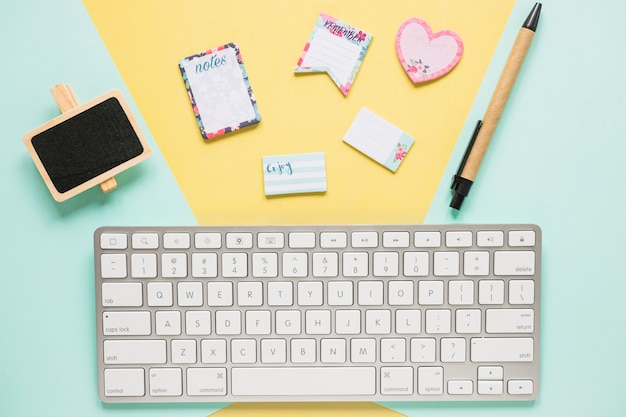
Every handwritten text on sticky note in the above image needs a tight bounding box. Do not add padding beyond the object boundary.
[263,152,327,196]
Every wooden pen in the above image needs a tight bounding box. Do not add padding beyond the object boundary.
[450,3,542,210]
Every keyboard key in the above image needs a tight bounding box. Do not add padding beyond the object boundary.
[418,281,444,305]
[147,282,173,307]
[383,231,410,248]
[291,339,316,363]
[478,280,505,305]
[477,230,504,247]
[131,253,157,278]
[149,368,183,396]
[417,366,444,395]
[358,281,384,306]
[201,339,226,364]
[403,252,429,277]
[163,232,190,249]
[257,232,284,249]
[178,282,203,306]
[289,232,316,248]
[470,337,534,362]
[425,309,451,334]
[448,281,474,305]
[447,380,473,395]
[195,232,222,249]
[445,231,472,247]
[222,253,247,278]
[380,366,413,395]
[335,310,360,335]
[283,253,308,277]
[101,254,127,278]
[343,252,368,277]
[433,252,459,276]
[313,252,338,277]
[478,366,503,380]
[215,311,241,335]
[252,252,278,277]
[486,308,534,333]
[192,253,218,278]
[185,311,211,335]
[267,282,293,306]
[226,232,253,249]
[298,281,323,306]
[104,368,144,397]
[231,367,376,396]
[328,281,354,306]
[187,368,227,396]
[509,230,535,247]
[320,232,347,248]
[414,232,441,247]
[101,282,142,307]
[132,233,159,249]
[478,380,503,395]
[494,251,535,275]
[351,231,378,248]
[411,338,436,363]
[373,252,399,277]
[155,311,181,335]
[103,340,166,364]
[463,251,489,276]
[100,233,128,249]
[162,253,187,278]
[508,380,534,395]
[509,280,535,304]
[380,338,406,362]
[102,311,151,336]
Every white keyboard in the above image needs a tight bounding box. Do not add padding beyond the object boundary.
[94,224,541,403]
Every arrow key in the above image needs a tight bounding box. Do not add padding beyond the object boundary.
[447,380,473,395]
[507,379,534,395]
[478,380,503,395]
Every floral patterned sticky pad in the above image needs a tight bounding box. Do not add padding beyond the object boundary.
[295,13,373,96]
[343,107,415,173]
[179,43,261,139]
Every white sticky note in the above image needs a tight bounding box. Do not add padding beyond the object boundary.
[263,152,327,196]
[343,108,415,172]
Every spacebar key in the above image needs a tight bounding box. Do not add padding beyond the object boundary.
[232,367,376,396]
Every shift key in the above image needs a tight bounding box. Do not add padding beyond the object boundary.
[471,338,534,362]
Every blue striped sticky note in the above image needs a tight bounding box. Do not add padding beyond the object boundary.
[263,152,327,196]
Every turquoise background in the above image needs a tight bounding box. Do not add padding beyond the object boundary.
[1,0,625,416]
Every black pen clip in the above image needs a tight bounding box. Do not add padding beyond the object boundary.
[453,120,482,180]
[450,120,482,210]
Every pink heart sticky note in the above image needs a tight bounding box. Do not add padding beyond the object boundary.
[396,18,463,84]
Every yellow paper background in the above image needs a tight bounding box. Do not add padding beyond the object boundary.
[82,0,514,227]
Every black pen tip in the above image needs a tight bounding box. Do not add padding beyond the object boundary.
[523,3,542,32]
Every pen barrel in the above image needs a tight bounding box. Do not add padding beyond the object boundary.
[461,28,535,181]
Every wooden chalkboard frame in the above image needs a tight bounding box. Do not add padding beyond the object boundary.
[23,86,151,202]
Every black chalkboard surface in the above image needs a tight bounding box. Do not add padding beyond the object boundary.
[24,89,151,201]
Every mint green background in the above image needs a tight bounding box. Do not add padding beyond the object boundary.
[1,1,625,416]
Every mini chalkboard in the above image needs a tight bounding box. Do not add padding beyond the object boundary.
[23,86,151,202]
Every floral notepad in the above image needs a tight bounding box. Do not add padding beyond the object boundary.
[295,13,373,96]
[179,43,261,139]
[343,108,415,172]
